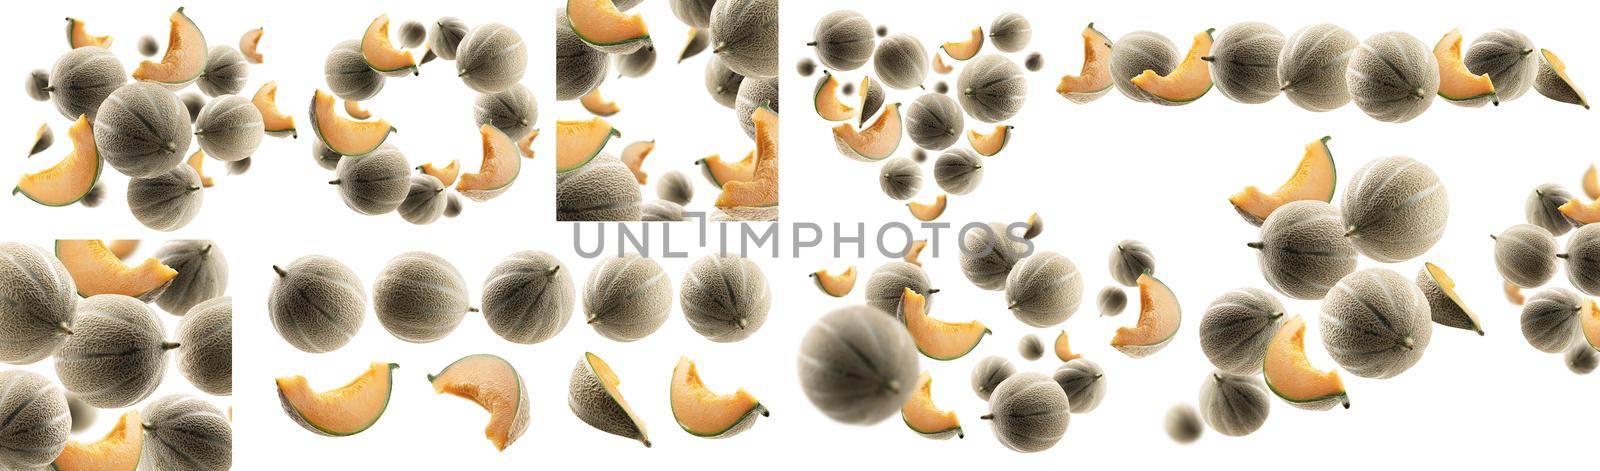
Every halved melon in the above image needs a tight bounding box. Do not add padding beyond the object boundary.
[344,100,372,120]
[901,288,988,360]
[1559,198,1600,224]
[1023,212,1044,240]
[932,54,953,74]
[429,354,531,451]
[133,8,206,88]
[457,124,521,202]
[621,140,654,184]
[107,240,139,260]
[276,362,398,436]
[30,123,51,157]
[908,194,947,221]
[832,102,901,162]
[1422,262,1483,335]
[1540,49,1589,109]
[1581,297,1600,351]
[1585,164,1600,200]
[1131,29,1214,104]
[252,81,296,138]
[52,410,141,471]
[576,352,650,447]
[187,150,214,188]
[811,266,856,297]
[671,356,767,438]
[418,159,460,186]
[941,27,983,61]
[901,371,962,439]
[968,124,1013,157]
[813,71,856,122]
[14,115,100,207]
[1057,23,1115,103]
[905,239,928,266]
[518,129,539,159]
[1504,280,1525,305]
[1110,274,1181,358]
[716,107,778,208]
[55,239,177,300]
[696,151,754,189]
[580,88,620,116]
[65,18,112,49]
[309,89,394,156]
[567,0,650,51]
[557,118,619,173]
[1264,316,1349,410]
[361,15,417,76]
[240,27,264,63]
[1434,28,1496,105]
[1054,330,1081,362]
[1229,136,1336,225]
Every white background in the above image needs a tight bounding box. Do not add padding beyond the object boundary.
[4,0,1598,469]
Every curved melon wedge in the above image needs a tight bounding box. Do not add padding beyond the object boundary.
[716,107,778,208]
[55,239,176,301]
[901,371,962,439]
[418,159,460,186]
[1504,280,1525,305]
[1434,28,1496,105]
[1057,23,1115,104]
[107,239,139,260]
[1559,198,1600,225]
[1054,330,1081,362]
[309,89,394,156]
[15,115,100,207]
[429,354,531,451]
[51,410,141,471]
[276,362,398,436]
[621,140,654,184]
[557,118,619,173]
[1110,274,1180,358]
[695,151,754,189]
[344,100,372,120]
[240,27,264,63]
[902,288,988,360]
[671,356,767,438]
[810,266,856,297]
[574,352,651,447]
[1537,49,1589,109]
[905,239,928,266]
[567,0,650,53]
[1023,212,1044,240]
[252,81,296,138]
[813,71,856,122]
[187,150,214,188]
[1584,164,1600,200]
[457,124,521,202]
[361,15,418,76]
[1132,29,1214,104]
[908,194,947,221]
[941,27,983,61]
[65,18,112,49]
[1264,316,1349,410]
[1420,262,1483,335]
[133,8,206,88]
[518,129,539,159]
[1230,136,1336,225]
[580,88,620,116]
[932,54,953,74]
[832,102,901,162]
[1581,297,1600,351]
[968,125,1013,157]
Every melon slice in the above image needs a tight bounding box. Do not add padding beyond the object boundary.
[813,71,856,122]
[941,27,983,61]
[567,0,650,51]
[1053,330,1081,362]
[1581,297,1600,351]
[187,150,214,188]
[429,354,531,451]
[418,159,460,186]
[832,102,901,162]
[1585,164,1600,200]
[580,88,620,116]
[518,129,538,159]
[1023,212,1044,240]
[1503,280,1525,305]
[858,76,885,127]
[905,239,928,266]
[107,240,139,260]
[1539,49,1589,109]
[1434,28,1496,105]
[309,89,394,156]
[621,140,654,184]
[457,124,521,202]
[361,15,418,76]
[1559,198,1600,224]
[65,18,112,49]
[932,54,953,74]
[1057,23,1115,103]
[901,372,962,439]
[14,115,100,207]
[1229,136,1336,225]
[240,27,264,63]
[810,266,857,297]
[557,118,619,173]
[51,410,141,471]
[1264,316,1349,410]
[716,107,778,208]
[252,81,296,138]
[29,123,51,157]
[901,288,988,360]
[133,8,206,88]
[344,100,372,120]
[908,194,947,221]
[1421,262,1484,335]
[695,151,755,189]
[670,356,767,438]
[1110,274,1181,358]
[55,239,177,300]
[968,124,1013,157]
[1131,29,1214,104]
[276,362,398,436]
[574,352,650,447]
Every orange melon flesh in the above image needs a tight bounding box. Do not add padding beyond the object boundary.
[813,71,856,122]
[1023,212,1044,239]
[133,8,206,86]
[567,0,650,47]
[833,102,901,161]
[1057,24,1114,100]
[240,27,264,63]
[580,88,620,116]
[52,410,141,471]
[1585,164,1600,200]
[932,54,953,74]
[557,118,619,173]
[107,240,139,260]
[1054,330,1081,361]
[1111,274,1181,358]
[1434,28,1496,103]
[309,89,394,156]
[696,151,755,189]
[361,15,417,74]
[1230,136,1337,223]
[905,240,928,266]
[55,239,177,299]
[908,194,947,221]
[252,81,296,137]
[276,362,397,436]
[1424,262,1483,334]
[1132,29,1214,103]
[344,100,372,120]
[429,355,528,450]
[582,352,649,446]
[457,125,521,201]
[811,266,857,297]
[1541,49,1589,109]
[901,288,988,360]
[671,356,765,438]
[621,140,654,184]
[901,371,962,438]
[941,27,983,61]
[1581,298,1600,350]
[187,150,214,188]
[968,125,1013,157]
[1559,198,1600,224]
[1264,316,1349,408]
[419,160,461,186]
[716,107,778,208]
[14,115,100,207]
[1503,280,1525,305]
[66,18,112,49]
[518,129,538,159]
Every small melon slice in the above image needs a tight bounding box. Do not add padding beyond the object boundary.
[941,27,983,61]
[621,140,654,184]
[1264,316,1349,410]
[1585,164,1600,200]
[1559,198,1600,224]
[696,151,755,189]
[1023,212,1044,240]
[1421,262,1484,335]
[580,88,620,116]
[1581,297,1600,351]
[968,124,1013,157]
[14,115,100,207]
[240,27,264,63]
[1504,280,1525,305]
[457,124,521,202]
[557,118,619,173]
[276,362,398,436]
[1110,274,1181,358]
[1057,23,1115,103]
[344,100,372,120]
[361,15,417,76]
[811,266,857,297]
[518,129,538,159]
[716,107,778,208]
[813,70,856,122]
[51,410,141,471]
[1537,49,1589,109]
[1053,330,1081,362]
[573,352,650,447]
[901,371,962,439]
[1229,136,1336,225]
[187,150,214,188]
[567,0,650,52]
[309,89,394,156]
[66,18,112,49]
[107,240,139,260]
[429,354,531,450]
[1131,29,1214,104]
[908,194,947,221]
[133,8,206,88]
[252,81,296,138]
[901,288,988,361]
[1434,28,1496,105]
[905,240,928,266]
[418,160,460,186]
[932,54,954,74]
[671,356,767,438]
[858,76,885,127]
[832,102,901,162]
[29,123,52,157]
[55,239,177,300]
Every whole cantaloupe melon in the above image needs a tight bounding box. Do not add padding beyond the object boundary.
[154,240,228,316]
[324,40,385,101]
[1278,24,1358,112]
[197,46,249,97]
[1017,334,1044,360]
[797,305,920,424]
[269,255,365,353]
[430,17,470,60]
[0,370,70,469]
[864,261,935,317]
[983,372,1070,453]
[1495,224,1559,288]
[373,251,472,343]
[960,222,1029,291]
[970,355,1015,401]
[671,0,717,28]
[474,84,537,140]
[809,10,874,71]
[1563,224,1600,295]
[1108,240,1156,287]
[49,46,126,120]
[1319,268,1432,379]
[1198,372,1270,436]
[1052,359,1106,414]
[933,147,984,195]
[556,9,608,101]
[1525,183,1576,236]
[703,56,744,108]
[583,254,672,341]
[1208,22,1284,104]
[657,170,693,205]
[1004,251,1083,327]
[557,153,642,221]
[397,175,448,225]
[95,82,191,178]
[1346,32,1439,123]
[875,34,929,90]
[1109,31,1179,103]
[141,394,231,471]
[1199,287,1286,375]
[640,200,684,221]
[957,55,1027,123]
[456,23,527,93]
[710,0,778,79]
[194,94,263,162]
[905,93,964,151]
[310,134,343,170]
[482,251,574,344]
[1341,156,1448,262]
[734,77,778,139]
[0,242,76,364]
[988,13,1032,53]
[128,164,204,231]
[176,296,231,395]
[1463,29,1537,102]
[331,144,410,215]
[680,253,770,342]
[55,294,177,408]
[1521,288,1582,353]
[1250,200,1358,300]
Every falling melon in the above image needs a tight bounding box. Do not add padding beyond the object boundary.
[518,129,538,158]
[344,100,371,120]
[1230,136,1336,225]
[811,266,856,297]
[833,102,901,162]
[185,150,214,188]
[580,88,620,116]
[1581,298,1600,350]
[132,8,206,88]
[968,124,1013,157]
[1434,28,1497,105]
[55,239,176,300]
[716,106,778,208]
[277,362,398,436]
[308,89,394,156]
[1263,316,1349,410]
[1559,198,1600,225]
[941,27,983,61]
[570,352,650,446]
[812,70,856,122]
[14,115,100,207]
[1057,24,1115,104]
[671,356,767,438]
[621,140,654,184]
[567,0,651,54]
[908,194,948,221]
[65,18,112,49]
[1131,29,1214,105]
[696,151,754,189]
[51,410,141,471]
[901,371,962,439]
[429,354,531,450]
[557,117,619,173]
[1584,164,1600,200]
[1053,330,1081,362]
[252,81,296,138]
[901,288,988,360]
[240,27,264,63]
[1110,274,1181,358]
[905,239,928,266]
[419,160,460,186]
[457,124,521,202]
[932,54,953,74]
[361,15,417,76]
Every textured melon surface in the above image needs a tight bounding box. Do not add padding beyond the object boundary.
[1131,29,1215,104]
[1230,136,1336,225]
[901,288,988,360]
[1264,316,1348,410]
[570,352,651,446]
[557,118,619,173]
[716,107,778,208]
[696,151,755,189]
[56,239,176,299]
[797,306,919,425]
[14,115,100,206]
[901,371,962,439]
[1110,274,1180,358]
[132,8,206,87]
[276,362,396,436]
[1434,28,1496,104]
[671,356,765,438]
[430,354,531,450]
[52,410,141,471]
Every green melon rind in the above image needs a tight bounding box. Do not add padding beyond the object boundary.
[307,96,394,157]
[1113,276,1180,358]
[916,327,989,361]
[1263,368,1349,411]
[903,415,963,439]
[812,71,848,122]
[1310,136,1336,201]
[279,363,397,437]
[144,8,207,86]
[558,128,620,174]
[671,398,766,438]
[972,126,1013,157]
[1143,29,1214,104]
[566,0,651,51]
[12,153,102,207]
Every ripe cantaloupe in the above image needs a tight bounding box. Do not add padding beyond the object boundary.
[833,102,901,162]
[1565,224,1600,295]
[880,157,922,200]
[865,261,934,318]
[52,410,140,471]
[958,55,1027,122]
[1005,251,1082,327]
[1053,330,1081,361]
[1534,49,1589,108]
[657,170,693,205]
[988,13,1031,52]
[66,18,112,49]
[716,106,778,209]
[398,175,448,225]
[481,251,574,344]
[982,372,1069,453]
[671,356,767,438]
[127,164,203,231]
[811,266,856,297]
[309,134,342,170]
[455,23,528,94]
[568,0,650,54]
[0,370,69,469]
[1341,156,1448,262]
[14,115,99,207]
[309,89,394,156]
[1111,274,1181,358]
[680,28,709,62]
[557,153,642,220]
[1053,359,1105,414]
[1098,286,1127,316]
[709,0,779,78]
[857,76,885,127]
[175,296,230,395]
[276,362,396,436]
[1230,136,1336,226]
[941,27,984,61]
[153,240,227,316]
[671,0,716,28]
[1526,183,1575,235]
[56,239,176,301]
[457,124,521,202]
[1278,24,1358,112]
[614,43,657,78]
[1559,197,1600,225]
[1580,296,1600,351]
[1435,28,1497,106]
[0,242,76,364]
[474,84,537,140]
[1463,29,1536,102]
[1263,315,1348,410]
[1017,334,1043,360]
[901,288,988,360]
[1319,268,1432,379]
[968,125,1013,157]
[132,8,206,89]
[557,118,619,173]
[933,147,983,195]
[54,294,177,408]
[140,395,230,470]
[620,140,654,184]
[1108,240,1156,287]
[1417,263,1483,335]
[580,88,620,116]
[808,10,873,71]
[95,82,191,178]
[970,356,1015,401]
[430,17,469,60]
[1567,342,1598,374]
[693,152,751,189]
[1347,32,1439,123]
[1206,22,1284,104]
[195,94,264,162]
[373,252,472,343]
[1494,224,1559,288]
[908,193,947,221]
[557,9,610,101]
[252,81,296,138]
[1200,287,1285,375]
[932,53,954,74]
[797,306,920,425]
[570,352,651,446]
[1131,29,1215,105]
[325,40,386,101]
[48,47,126,121]
[418,160,460,186]
[876,34,929,90]
[269,255,365,353]
[960,222,1027,290]
[1251,200,1358,299]
[680,253,771,342]
[197,46,249,97]
[1110,31,1179,103]
[904,239,928,266]
[430,354,531,450]
[361,15,418,77]
[902,371,961,439]
[906,93,964,151]
[583,254,671,341]
[240,27,264,63]
[330,144,409,215]
[1521,288,1582,353]
[1199,372,1269,437]
[1056,24,1115,104]
[813,71,856,122]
